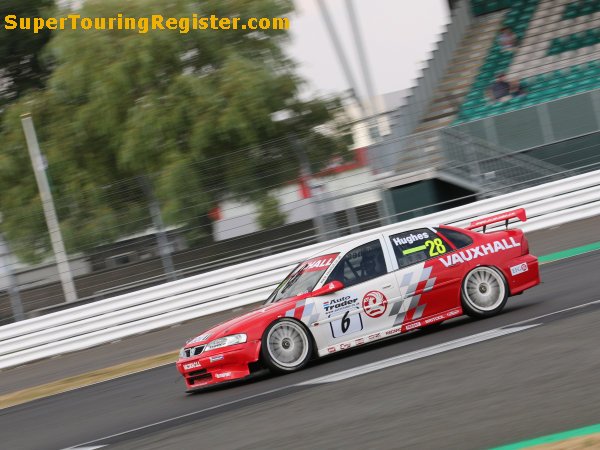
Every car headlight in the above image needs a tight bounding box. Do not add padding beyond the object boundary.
[179,347,186,358]
[205,334,247,351]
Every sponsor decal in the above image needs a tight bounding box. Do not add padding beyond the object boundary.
[362,291,388,318]
[327,320,428,353]
[439,238,520,268]
[510,262,528,276]
[422,308,461,326]
[448,308,461,317]
[188,333,211,344]
[325,327,404,354]
[385,327,402,336]
[392,231,430,246]
[183,361,201,370]
[323,295,359,317]
[215,372,232,379]
[209,355,224,363]
[394,308,461,334]
[346,246,381,260]
[404,321,422,331]
[425,314,446,325]
[303,253,338,272]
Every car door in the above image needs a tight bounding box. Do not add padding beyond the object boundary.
[383,227,465,328]
[309,237,403,352]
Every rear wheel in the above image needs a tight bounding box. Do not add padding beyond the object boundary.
[262,319,313,373]
[461,266,508,318]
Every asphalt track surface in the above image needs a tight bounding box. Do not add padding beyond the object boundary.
[1,248,599,450]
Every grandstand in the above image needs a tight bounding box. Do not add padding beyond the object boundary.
[458,0,600,122]
[418,0,600,126]
[371,0,600,238]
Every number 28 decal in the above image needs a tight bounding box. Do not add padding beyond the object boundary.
[425,238,447,257]
[402,238,447,257]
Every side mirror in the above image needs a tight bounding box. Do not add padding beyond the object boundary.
[313,280,344,296]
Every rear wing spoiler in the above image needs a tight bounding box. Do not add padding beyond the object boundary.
[466,208,527,232]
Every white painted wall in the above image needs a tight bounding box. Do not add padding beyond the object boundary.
[213,168,381,241]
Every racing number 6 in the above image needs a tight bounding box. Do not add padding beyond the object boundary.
[425,238,446,257]
[341,311,350,333]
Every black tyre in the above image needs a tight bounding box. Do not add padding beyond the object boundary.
[461,266,508,318]
[261,318,313,373]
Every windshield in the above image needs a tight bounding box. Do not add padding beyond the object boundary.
[266,253,339,303]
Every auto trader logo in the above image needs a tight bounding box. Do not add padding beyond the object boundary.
[323,295,359,318]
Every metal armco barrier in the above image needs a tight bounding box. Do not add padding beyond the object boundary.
[1,170,599,370]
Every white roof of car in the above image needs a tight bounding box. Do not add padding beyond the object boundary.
[308,224,437,259]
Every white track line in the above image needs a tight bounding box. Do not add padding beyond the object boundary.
[510,298,600,327]
[63,446,106,450]
[299,325,539,385]
[69,385,293,449]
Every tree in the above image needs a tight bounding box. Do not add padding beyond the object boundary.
[0,0,350,262]
[257,194,286,230]
[0,0,54,106]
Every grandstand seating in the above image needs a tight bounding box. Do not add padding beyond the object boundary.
[455,0,600,123]
[562,0,600,20]
[471,0,514,16]
[414,12,505,132]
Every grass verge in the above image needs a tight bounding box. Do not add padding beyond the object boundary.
[491,425,600,449]
[0,351,177,410]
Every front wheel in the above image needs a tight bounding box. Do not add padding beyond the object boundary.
[261,319,313,373]
[461,266,508,318]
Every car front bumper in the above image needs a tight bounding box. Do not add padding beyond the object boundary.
[176,340,261,391]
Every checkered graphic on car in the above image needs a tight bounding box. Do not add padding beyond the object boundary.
[285,299,320,325]
[389,265,437,326]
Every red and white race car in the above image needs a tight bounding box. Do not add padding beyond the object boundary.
[176,209,540,392]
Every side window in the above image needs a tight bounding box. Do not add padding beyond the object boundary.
[325,240,387,288]
[389,228,448,269]
[436,227,473,249]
